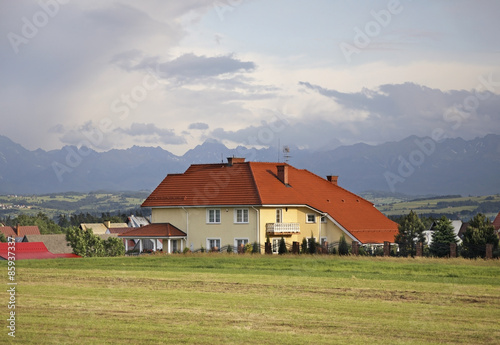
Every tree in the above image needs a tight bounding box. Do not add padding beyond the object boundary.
[308,232,316,254]
[15,213,63,234]
[103,237,125,257]
[0,232,7,243]
[278,237,287,255]
[252,241,259,254]
[395,211,426,257]
[461,213,499,258]
[338,234,349,255]
[430,216,458,257]
[301,238,308,254]
[65,226,125,257]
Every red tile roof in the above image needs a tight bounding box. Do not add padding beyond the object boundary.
[0,225,41,238]
[142,161,398,244]
[493,212,500,231]
[119,223,186,238]
[0,242,80,260]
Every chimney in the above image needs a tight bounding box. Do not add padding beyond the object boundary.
[227,157,245,166]
[16,224,20,236]
[105,221,111,228]
[277,165,289,185]
[327,175,338,186]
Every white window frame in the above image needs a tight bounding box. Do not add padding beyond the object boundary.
[206,238,221,251]
[234,209,249,224]
[234,238,249,252]
[272,238,282,254]
[320,216,327,224]
[276,209,283,223]
[306,214,316,223]
[207,209,221,224]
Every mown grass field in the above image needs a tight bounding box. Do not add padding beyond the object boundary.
[2,255,500,344]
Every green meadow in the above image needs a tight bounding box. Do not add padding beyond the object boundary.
[2,255,500,344]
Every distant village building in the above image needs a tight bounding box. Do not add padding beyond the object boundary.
[424,220,463,245]
[0,224,40,241]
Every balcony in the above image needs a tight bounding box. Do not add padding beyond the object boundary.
[266,222,300,235]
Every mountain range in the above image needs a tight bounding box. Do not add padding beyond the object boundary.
[0,134,499,196]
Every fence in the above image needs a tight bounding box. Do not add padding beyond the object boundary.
[163,241,497,259]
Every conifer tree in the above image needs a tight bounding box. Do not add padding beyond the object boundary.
[395,210,426,257]
[338,234,349,255]
[462,213,498,258]
[278,237,287,255]
[430,216,458,257]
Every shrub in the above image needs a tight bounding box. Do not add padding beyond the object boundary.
[308,233,316,254]
[338,235,349,255]
[227,244,233,253]
[278,237,287,255]
[183,247,191,254]
[301,238,308,254]
[359,246,368,256]
[244,243,253,254]
[252,242,259,254]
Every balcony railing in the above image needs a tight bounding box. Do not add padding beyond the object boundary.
[266,222,300,234]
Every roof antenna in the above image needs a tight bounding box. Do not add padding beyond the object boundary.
[283,145,291,163]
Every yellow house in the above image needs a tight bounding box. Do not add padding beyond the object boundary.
[141,157,398,253]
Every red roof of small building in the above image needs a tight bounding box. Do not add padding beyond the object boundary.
[0,225,41,238]
[493,212,500,231]
[119,223,186,238]
[0,242,80,260]
[142,161,398,244]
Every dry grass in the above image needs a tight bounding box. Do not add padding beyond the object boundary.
[2,255,500,344]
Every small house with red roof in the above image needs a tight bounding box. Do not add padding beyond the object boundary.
[141,158,398,253]
[0,225,40,241]
[493,211,500,237]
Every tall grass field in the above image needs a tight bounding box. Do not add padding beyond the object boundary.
[2,255,500,344]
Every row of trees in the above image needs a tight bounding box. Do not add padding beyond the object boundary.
[395,211,499,258]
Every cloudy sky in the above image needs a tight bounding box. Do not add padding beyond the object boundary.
[1,0,500,155]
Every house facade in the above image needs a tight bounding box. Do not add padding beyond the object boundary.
[142,158,398,253]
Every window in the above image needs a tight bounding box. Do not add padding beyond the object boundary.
[272,238,282,254]
[235,238,249,252]
[234,209,249,223]
[276,209,283,223]
[207,238,221,251]
[171,240,178,252]
[306,214,316,223]
[207,209,221,224]
[321,216,327,223]
[321,237,327,246]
